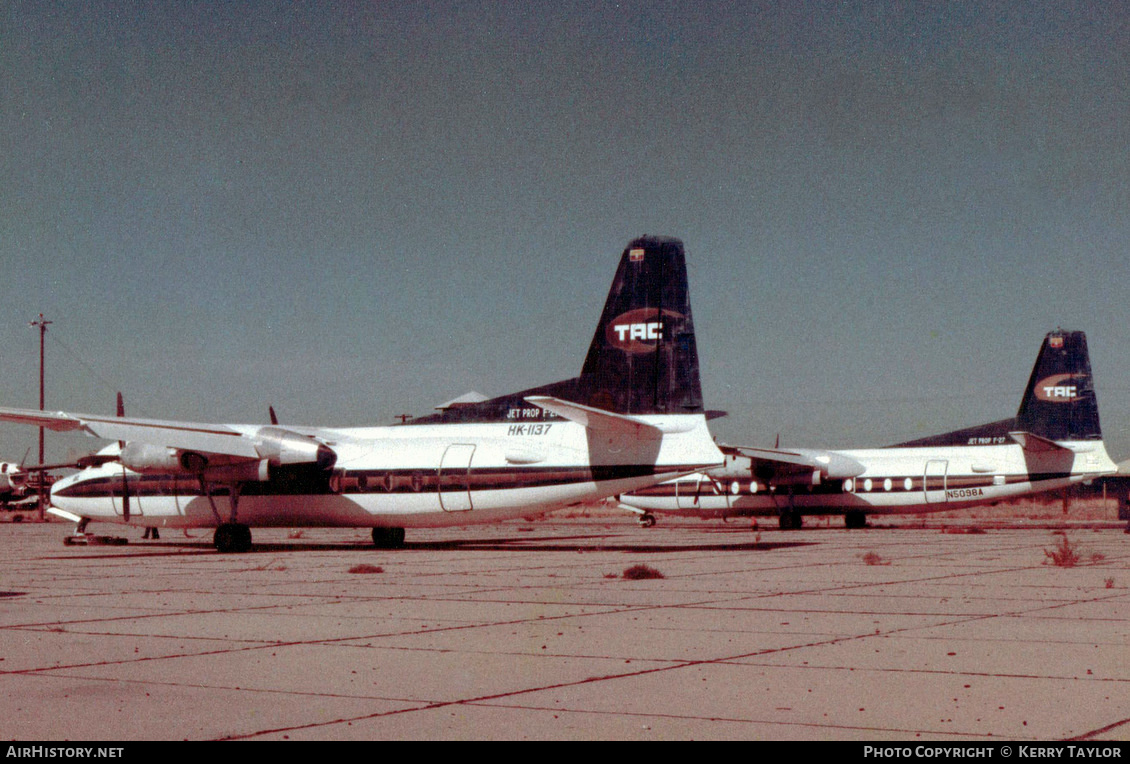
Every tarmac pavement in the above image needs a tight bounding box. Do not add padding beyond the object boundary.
[0,516,1127,741]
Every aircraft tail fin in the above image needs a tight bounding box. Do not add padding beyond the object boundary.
[1016,330,1102,441]
[572,235,704,415]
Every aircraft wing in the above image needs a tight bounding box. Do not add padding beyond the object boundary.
[0,406,261,459]
[723,444,866,483]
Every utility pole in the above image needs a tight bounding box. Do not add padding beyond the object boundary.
[29,314,51,521]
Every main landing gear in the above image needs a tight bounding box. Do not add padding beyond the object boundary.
[637,513,656,527]
[214,523,253,553]
[201,478,255,553]
[844,510,868,529]
[372,527,406,549]
[778,509,803,530]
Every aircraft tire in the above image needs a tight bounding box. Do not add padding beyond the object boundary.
[372,527,406,549]
[638,514,656,528]
[778,511,802,530]
[215,523,253,553]
[844,511,867,529]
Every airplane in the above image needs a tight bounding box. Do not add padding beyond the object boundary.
[0,236,724,551]
[0,460,30,505]
[619,330,1118,529]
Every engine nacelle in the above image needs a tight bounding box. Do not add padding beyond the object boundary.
[118,429,335,479]
[0,463,26,494]
[751,451,865,487]
[254,427,337,470]
[119,443,204,474]
[118,442,271,481]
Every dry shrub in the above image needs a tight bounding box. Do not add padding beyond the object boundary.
[348,564,384,574]
[1044,535,1080,567]
[622,564,665,580]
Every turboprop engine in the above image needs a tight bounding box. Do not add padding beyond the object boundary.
[752,450,866,487]
[0,462,27,494]
[118,427,336,481]
[253,427,337,470]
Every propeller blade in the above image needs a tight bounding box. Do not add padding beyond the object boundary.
[117,392,129,522]
[121,468,130,522]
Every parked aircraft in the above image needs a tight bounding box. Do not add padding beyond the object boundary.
[0,236,723,551]
[0,460,29,505]
[620,330,1117,529]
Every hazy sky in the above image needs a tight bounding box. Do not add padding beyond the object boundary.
[3,1,1129,466]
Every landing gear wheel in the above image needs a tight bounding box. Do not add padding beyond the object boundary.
[638,513,656,528]
[372,527,406,549]
[214,523,253,553]
[844,511,868,529]
[778,510,803,530]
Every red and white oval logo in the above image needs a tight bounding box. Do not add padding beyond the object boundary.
[1035,374,1083,403]
[606,308,684,354]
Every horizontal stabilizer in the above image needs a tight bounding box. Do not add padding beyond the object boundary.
[524,396,664,436]
[1008,431,1073,454]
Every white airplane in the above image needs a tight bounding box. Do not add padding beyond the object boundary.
[620,330,1118,529]
[0,460,30,505]
[0,236,723,551]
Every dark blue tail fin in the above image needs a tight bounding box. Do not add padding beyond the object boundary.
[574,236,704,415]
[1016,330,1102,441]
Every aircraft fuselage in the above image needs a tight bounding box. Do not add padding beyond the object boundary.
[51,415,719,528]
[623,440,1115,518]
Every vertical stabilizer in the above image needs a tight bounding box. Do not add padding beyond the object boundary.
[1016,330,1102,441]
[576,236,704,415]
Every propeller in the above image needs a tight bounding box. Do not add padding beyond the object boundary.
[117,392,129,522]
[692,472,727,505]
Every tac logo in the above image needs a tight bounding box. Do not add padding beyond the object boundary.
[1035,374,1084,403]
[606,308,684,354]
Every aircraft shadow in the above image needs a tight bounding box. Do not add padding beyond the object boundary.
[57,534,816,556]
